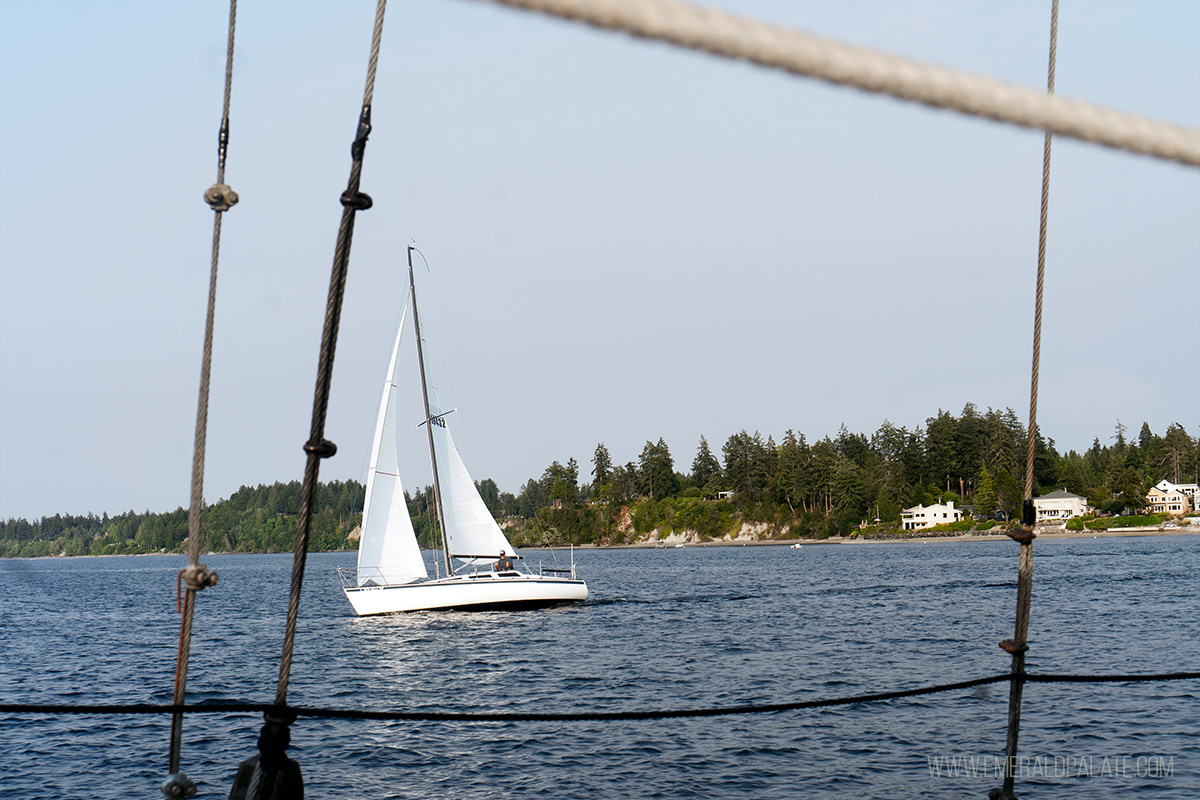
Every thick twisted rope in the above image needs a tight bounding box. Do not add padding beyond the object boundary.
[276,0,388,710]
[167,1,237,793]
[477,0,1200,167]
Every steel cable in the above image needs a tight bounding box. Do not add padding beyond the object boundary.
[275,0,388,711]
[167,1,238,794]
[1001,5,1058,798]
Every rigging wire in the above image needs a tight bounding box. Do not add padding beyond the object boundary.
[230,1,390,797]
[166,0,238,796]
[998,4,1057,799]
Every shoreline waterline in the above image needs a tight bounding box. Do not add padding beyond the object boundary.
[4,526,1196,560]
[590,527,1200,549]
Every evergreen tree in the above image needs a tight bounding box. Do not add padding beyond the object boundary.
[639,439,677,499]
[994,467,1023,521]
[592,443,612,488]
[975,463,997,517]
[1160,423,1192,485]
[691,436,721,488]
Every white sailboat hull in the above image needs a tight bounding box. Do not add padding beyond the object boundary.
[344,572,588,615]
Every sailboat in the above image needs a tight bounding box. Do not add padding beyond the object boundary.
[342,248,588,615]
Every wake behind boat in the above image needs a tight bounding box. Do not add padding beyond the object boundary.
[341,248,587,615]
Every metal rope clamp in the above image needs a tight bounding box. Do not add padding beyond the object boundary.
[182,562,220,592]
[204,183,240,212]
[161,771,198,799]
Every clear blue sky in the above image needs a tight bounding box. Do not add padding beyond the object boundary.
[1,0,1197,521]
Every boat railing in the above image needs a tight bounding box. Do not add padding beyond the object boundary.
[334,566,357,588]
[535,544,580,580]
[336,566,395,588]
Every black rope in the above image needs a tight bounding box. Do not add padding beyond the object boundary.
[1023,672,1200,684]
[3,672,1195,723]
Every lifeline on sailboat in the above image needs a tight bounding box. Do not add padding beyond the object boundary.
[341,249,587,614]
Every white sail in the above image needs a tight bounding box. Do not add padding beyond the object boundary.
[426,387,515,566]
[356,304,427,587]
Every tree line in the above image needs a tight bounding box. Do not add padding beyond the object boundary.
[0,481,361,559]
[2,405,1196,557]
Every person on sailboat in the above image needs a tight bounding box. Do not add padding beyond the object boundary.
[494,550,514,572]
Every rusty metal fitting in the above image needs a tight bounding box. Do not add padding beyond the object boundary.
[999,639,1030,655]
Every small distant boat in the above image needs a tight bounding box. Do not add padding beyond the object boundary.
[674,543,685,548]
[789,543,802,549]
[341,254,587,614]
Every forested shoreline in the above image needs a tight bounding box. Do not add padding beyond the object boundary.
[3,405,1196,558]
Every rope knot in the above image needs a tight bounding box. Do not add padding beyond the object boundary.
[160,771,198,799]
[204,183,239,211]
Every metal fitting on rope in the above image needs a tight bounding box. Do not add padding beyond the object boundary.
[1000,639,1030,655]
[1005,527,1036,545]
[161,771,198,799]
[182,562,220,591]
[177,563,219,612]
[339,190,373,210]
[349,105,372,160]
[204,183,240,211]
[303,438,338,458]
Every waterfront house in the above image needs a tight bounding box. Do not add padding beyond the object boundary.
[1147,481,1195,515]
[1032,489,1091,523]
[900,501,962,531]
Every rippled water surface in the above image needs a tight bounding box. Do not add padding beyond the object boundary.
[2,536,1198,798]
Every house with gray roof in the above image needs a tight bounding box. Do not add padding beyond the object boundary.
[1032,489,1090,524]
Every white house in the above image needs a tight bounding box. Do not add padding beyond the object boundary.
[900,501,962,531]
[1147,480,1196,515]
[1032,489,1090,523]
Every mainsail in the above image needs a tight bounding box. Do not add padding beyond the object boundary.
[356,303,427,587]
[426,384,516,566]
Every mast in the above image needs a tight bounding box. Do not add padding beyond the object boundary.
[409,246,454,577]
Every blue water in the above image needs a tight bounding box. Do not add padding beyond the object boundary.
[1,537,1197,798]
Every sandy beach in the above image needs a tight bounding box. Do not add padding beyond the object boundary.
[603,524,1200,549]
